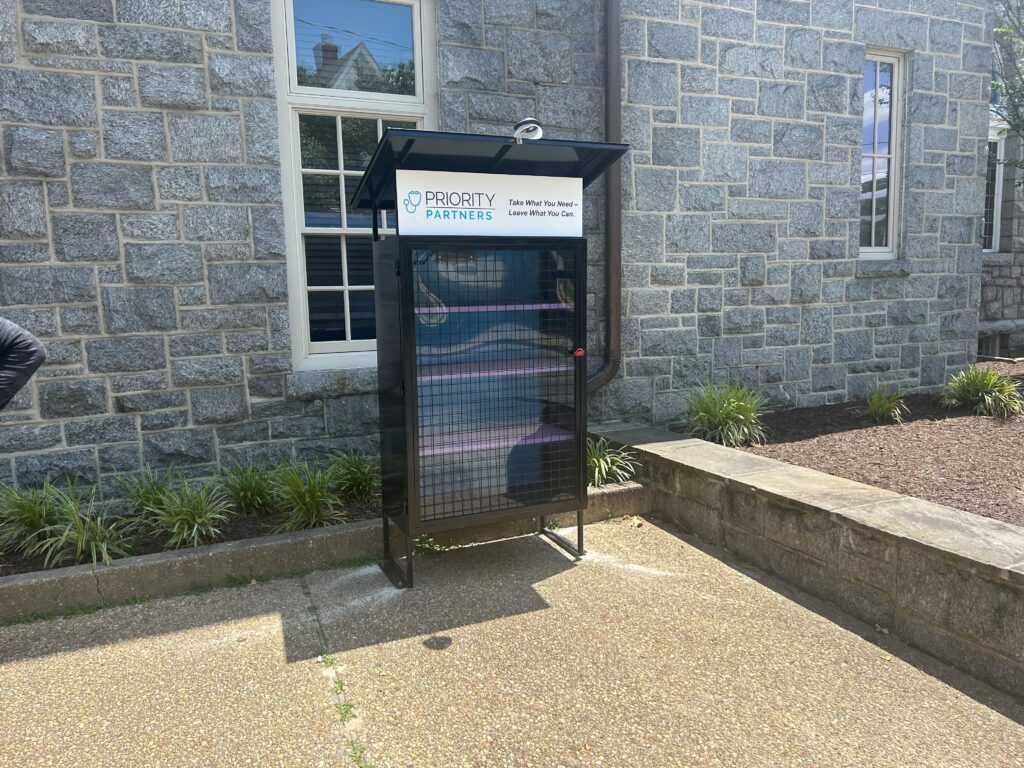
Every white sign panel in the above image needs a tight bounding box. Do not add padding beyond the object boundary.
[395,169,583,237]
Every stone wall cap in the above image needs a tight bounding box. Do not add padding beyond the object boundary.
[855,259,912,278]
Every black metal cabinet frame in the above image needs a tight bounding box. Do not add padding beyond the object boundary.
[374,236,588,587]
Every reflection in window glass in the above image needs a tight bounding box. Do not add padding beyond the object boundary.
[349,291,376,339]
[341,117,378,171]
[346,236,374,286]
[308,292,347,341]
[860,57,896,250]
[299,114,338,169]
[303,175,342,227]
[292,0,415,96]
[305,235,343,287]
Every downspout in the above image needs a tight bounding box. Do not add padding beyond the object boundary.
[587,0,623,394]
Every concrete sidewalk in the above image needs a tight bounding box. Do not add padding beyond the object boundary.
[1,519,1022,767]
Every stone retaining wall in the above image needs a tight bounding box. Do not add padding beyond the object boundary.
[595,422,1024,699]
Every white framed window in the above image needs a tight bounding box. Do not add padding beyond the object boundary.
[272,0,437,370]
[982,132,1006,252]
[860,50,903,259]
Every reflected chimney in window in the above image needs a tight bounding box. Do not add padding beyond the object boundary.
[314,34,338,72]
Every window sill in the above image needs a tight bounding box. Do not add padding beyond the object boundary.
[285,353,378,400]
[855,259,911,278]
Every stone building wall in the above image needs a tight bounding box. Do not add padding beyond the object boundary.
[591,0,993,422]
[0,0,378,494]
[0,0,998,491]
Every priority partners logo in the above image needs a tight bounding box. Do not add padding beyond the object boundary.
[402,189,494,222]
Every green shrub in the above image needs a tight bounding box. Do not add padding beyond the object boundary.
[221,463,278,517]
[273,462,345,532]
[938,365,1024,418]
[0,482,65,557]
[143,481,233,549]
[865,384,909,424]
[331,451,380,504]
[118,466,175,516]
[586,437,640,487]
[686,382,768,447]
[34,486,133,568]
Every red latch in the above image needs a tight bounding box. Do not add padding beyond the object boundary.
[573,348,585,358]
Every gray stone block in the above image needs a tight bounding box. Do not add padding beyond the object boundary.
[208,53,276,96]
[252,208,286,261]
[730,118,771,144]
[854,8,928,51]
[101,287,177,333]
[86,337,166,373]
[822,41,863,75]
[712,222,776,253]
[679,95,730,126]
[758,82,804,119]
[507,30,571,82]
[325,394,379,436]
[634,167,676,211]
[15,448,98,488]
[101,76,135,107]
[666,214,711,253]
[168,113,242,163]
[0,69,96,127]
[702,143,746,182]
[191,386,248,424]
[124,243,203,284]
[834,329,872,362]
[723,307,765,335]
[701,7,753,41]
[628,60,678,107]
[748,160,806,199]
[757,0,809,23]
[207,263,288,304]
[0,424,62,454]
[719,43,783,79]
[809,75,847,116]
[22,20,96,55]
[537,86,603,129]
[99,26,203,62]
[204,166,281,203]
[0,265,94,305]
[243,100,279,164]
[234,0,273,52]
[183,205,250,242]
[641,328,697,356]
[52,213,118,262]
[651,127,700,167]
[784,28,820,70]
[0,181,46,239]
[138,64,206,108]
[157,167,202,201]
[791,264,822,304]
[143,428,216,467]
[121,214,178,241]
[38,378,108,419]
[772,123,823,160]
[171,357,244,386]
[439,46,504,91]
[117,0,230,31]
[65,415,138,446]
[648,22,698,61]
[71,163,154,210]
[22,0,112,21]
[102,111,166,161]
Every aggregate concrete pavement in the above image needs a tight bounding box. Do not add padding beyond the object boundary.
[1,518,1023,768]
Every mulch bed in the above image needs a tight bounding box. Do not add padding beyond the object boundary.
[740,362,1024,528]
[0,503,380,578]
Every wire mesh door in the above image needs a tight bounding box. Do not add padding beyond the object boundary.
[410,241,582,524]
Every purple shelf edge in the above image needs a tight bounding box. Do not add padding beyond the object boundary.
[419,425,573,457]
[415,302,571,315]
[417,362,571,382]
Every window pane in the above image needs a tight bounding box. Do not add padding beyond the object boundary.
[862,61,876,153]
[859,157,874,247]
[873,158,889,248]
[877,62,893,154]
[303,175,342,227]
[346,236,374,286]
[344,176,374,227]
[983,141,998,249]
[299,114,338,170]
[292,0,416,97]
[341,117,378,171]
[305,235,343,286]
[308,292,347,341]
[349,290,376,339]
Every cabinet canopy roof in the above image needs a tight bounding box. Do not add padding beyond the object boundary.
[350,128,628,211]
